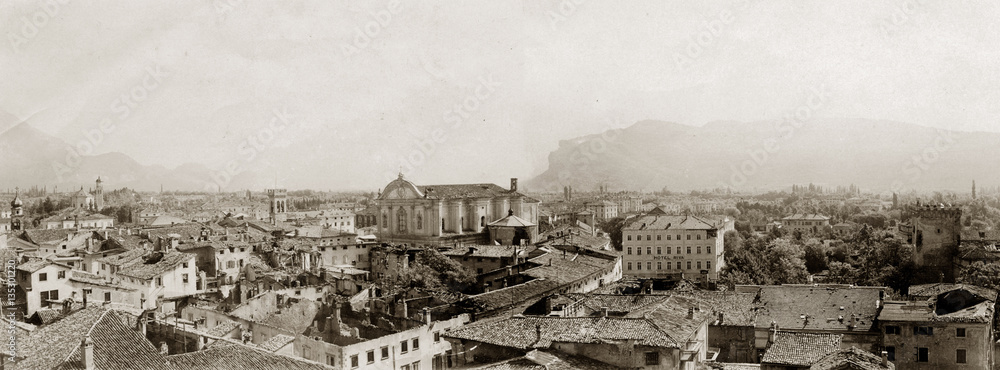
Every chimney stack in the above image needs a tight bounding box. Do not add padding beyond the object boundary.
[768,321,778,343]
[160,341,169,355]
[535,324,542,343]
[687,307,694,319]
[423,307,432,325]
[717,312,724,324]
[600,307,608,318]
[881,351,888,366]
[82,335,95,370]
[510,178,518,192]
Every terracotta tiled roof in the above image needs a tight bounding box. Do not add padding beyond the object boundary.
[23,229,77,244]
[781,214,831,221]
[810,347,894,370]
[623,215,717,231]
[16,258,62,273]
[670,291,758,327]
[479,349,625,370]
[13,307,167,370]
[97,247,148,267]
[256,334,295,352]
[445,316,679,349]
[116,251,193,281]
[625,296,712,342]
[879,300,993,323]
[206,321,241,337]
[167,340,331,369]
[69,270,135,290]
[488,213,536,227]
[908,283,998,301]
[755,285,884,331]
[441,244,526,258]
[558,293,669,314]
[761,331,842,367]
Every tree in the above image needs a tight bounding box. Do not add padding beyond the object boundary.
[957,261,1000,290]
[765,239,809,284]
[599,217,627,251]
[803,240,828,273]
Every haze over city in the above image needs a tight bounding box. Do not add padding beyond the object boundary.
[4,0,1000,191]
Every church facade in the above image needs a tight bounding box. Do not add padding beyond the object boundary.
[376,175,540,247]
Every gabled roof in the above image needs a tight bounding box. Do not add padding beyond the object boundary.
[488,213,536,227]
[12,307,167,369]
[166,340,331,369]
[908,283,998,301]
[782,214,831,221]
[17,258,71,273]
[441,245,526,259]
[623,215,717,231]
[754,285,884,331]
[810,347,894,370]
[23,229,77,244]
[116,251,193,281]
[479,349,625,370]
[761,331,842,367]
[445,316,679,349]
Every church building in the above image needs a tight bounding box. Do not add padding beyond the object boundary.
[376,174,540,247]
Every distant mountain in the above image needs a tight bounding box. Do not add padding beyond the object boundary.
[527,119,1000,193]
[0,121,262,192]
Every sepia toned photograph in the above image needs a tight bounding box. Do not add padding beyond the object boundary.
[2,1,999,369]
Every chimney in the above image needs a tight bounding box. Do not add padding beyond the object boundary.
[768,321,778,344]
[510,178,518,192]
[82,335,95,370]
[333,305,343,334]
[535,324,542,343]
[423,307,432,325]
[717,312,724,324]
[881,350,888,366]
[687,307,694,319]
[160,341,169,355]
[600,307,608,318]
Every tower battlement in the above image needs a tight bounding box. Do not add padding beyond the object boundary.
[906,204,962,220]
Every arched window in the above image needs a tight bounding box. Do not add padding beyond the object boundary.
[397,208,408,233]
[480,216,485,227]
[416,212,423,230]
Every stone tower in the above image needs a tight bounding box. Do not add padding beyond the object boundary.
[10,187,24,232]
[267,188,288,224]
[907,203,962,283]
[94,177,104,211]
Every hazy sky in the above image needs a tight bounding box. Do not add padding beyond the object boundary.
[3,0,1000,190]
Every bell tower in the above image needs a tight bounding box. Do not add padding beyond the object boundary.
[94,177,105,211]
[267,188,287,225]
[10,187,24,232]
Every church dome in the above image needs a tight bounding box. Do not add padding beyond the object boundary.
[10,194,23,208]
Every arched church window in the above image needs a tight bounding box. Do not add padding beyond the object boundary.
[397,208,408,233]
